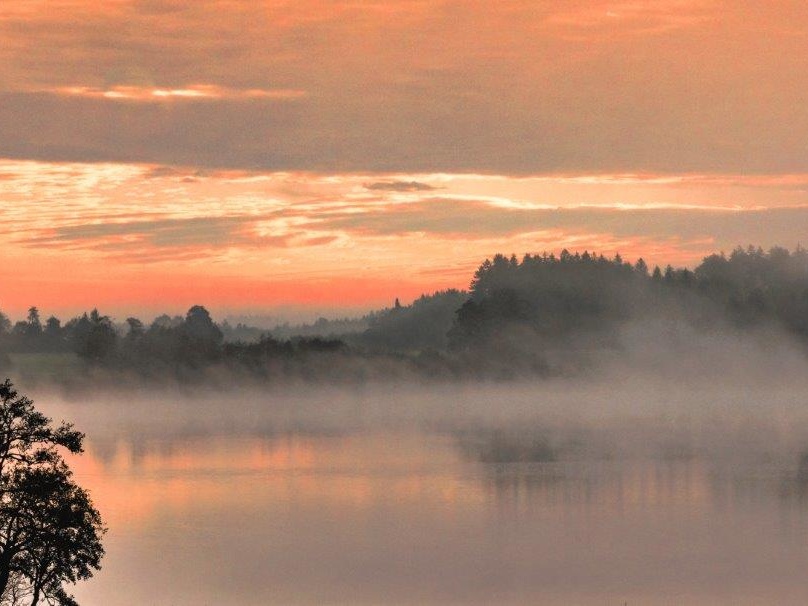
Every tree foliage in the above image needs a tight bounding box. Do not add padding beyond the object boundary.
[449,251,644,355]
[0,380,104,605]
[359,290,468,352]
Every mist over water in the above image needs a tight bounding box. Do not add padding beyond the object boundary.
[26,328,808,605]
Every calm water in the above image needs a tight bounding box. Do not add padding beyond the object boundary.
[35,384,808,605]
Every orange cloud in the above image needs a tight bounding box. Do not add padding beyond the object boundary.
[0,1,806,173]
[48,85,307,102]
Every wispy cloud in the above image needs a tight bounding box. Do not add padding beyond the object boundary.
[544,0,715,38]
[2,160,806,264]
[364,181,438,192]
[46,85,307,102]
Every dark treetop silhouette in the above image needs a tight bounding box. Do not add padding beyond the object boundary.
[0,380,104,606]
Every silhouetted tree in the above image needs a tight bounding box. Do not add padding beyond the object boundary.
[65,310,117,362]
[183,306,222,345]
[25,308,42,338]
[150,314,183,330]
[634,258,648,276]
[180,306,223,365]
[41,317,65,352]
[43,317,61,339]
[0,380,104,604]
[125,318,144,339]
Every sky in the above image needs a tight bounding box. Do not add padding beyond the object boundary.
[1,1,807,320]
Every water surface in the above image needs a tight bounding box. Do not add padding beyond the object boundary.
[35,383,808,605]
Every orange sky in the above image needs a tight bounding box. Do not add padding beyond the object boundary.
[1,1,807,321]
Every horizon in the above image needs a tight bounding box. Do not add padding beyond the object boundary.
[0,242,798,324]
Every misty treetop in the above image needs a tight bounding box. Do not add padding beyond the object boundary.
[443,245,808,374]
[450,250,644,350]
[694,246,808,334]
[3,245,808,382]
[359,289,467,352]
[463,247,806,322]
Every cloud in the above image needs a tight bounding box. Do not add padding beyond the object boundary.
[22,216,255,248]
[0,1,806,173]
[142,166,187,179]
[364,181,438,192]
[47,85,307,102]
[545,0,714,38]
[15,214,338,262]
[313,195,808,253]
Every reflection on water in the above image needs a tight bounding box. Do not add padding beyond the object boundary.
[59,427,808,605]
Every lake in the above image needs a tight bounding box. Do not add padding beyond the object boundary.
[34,380,808,605]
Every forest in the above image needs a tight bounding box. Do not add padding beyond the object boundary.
[3,245,808,383]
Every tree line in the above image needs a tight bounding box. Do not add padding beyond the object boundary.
[451,245,808,347]
[4,245,808,381]
[0,305,349,379]
[445,245,808,375]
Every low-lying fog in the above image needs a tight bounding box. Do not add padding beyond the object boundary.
[23,324,808,605]
[34,320,808,470]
